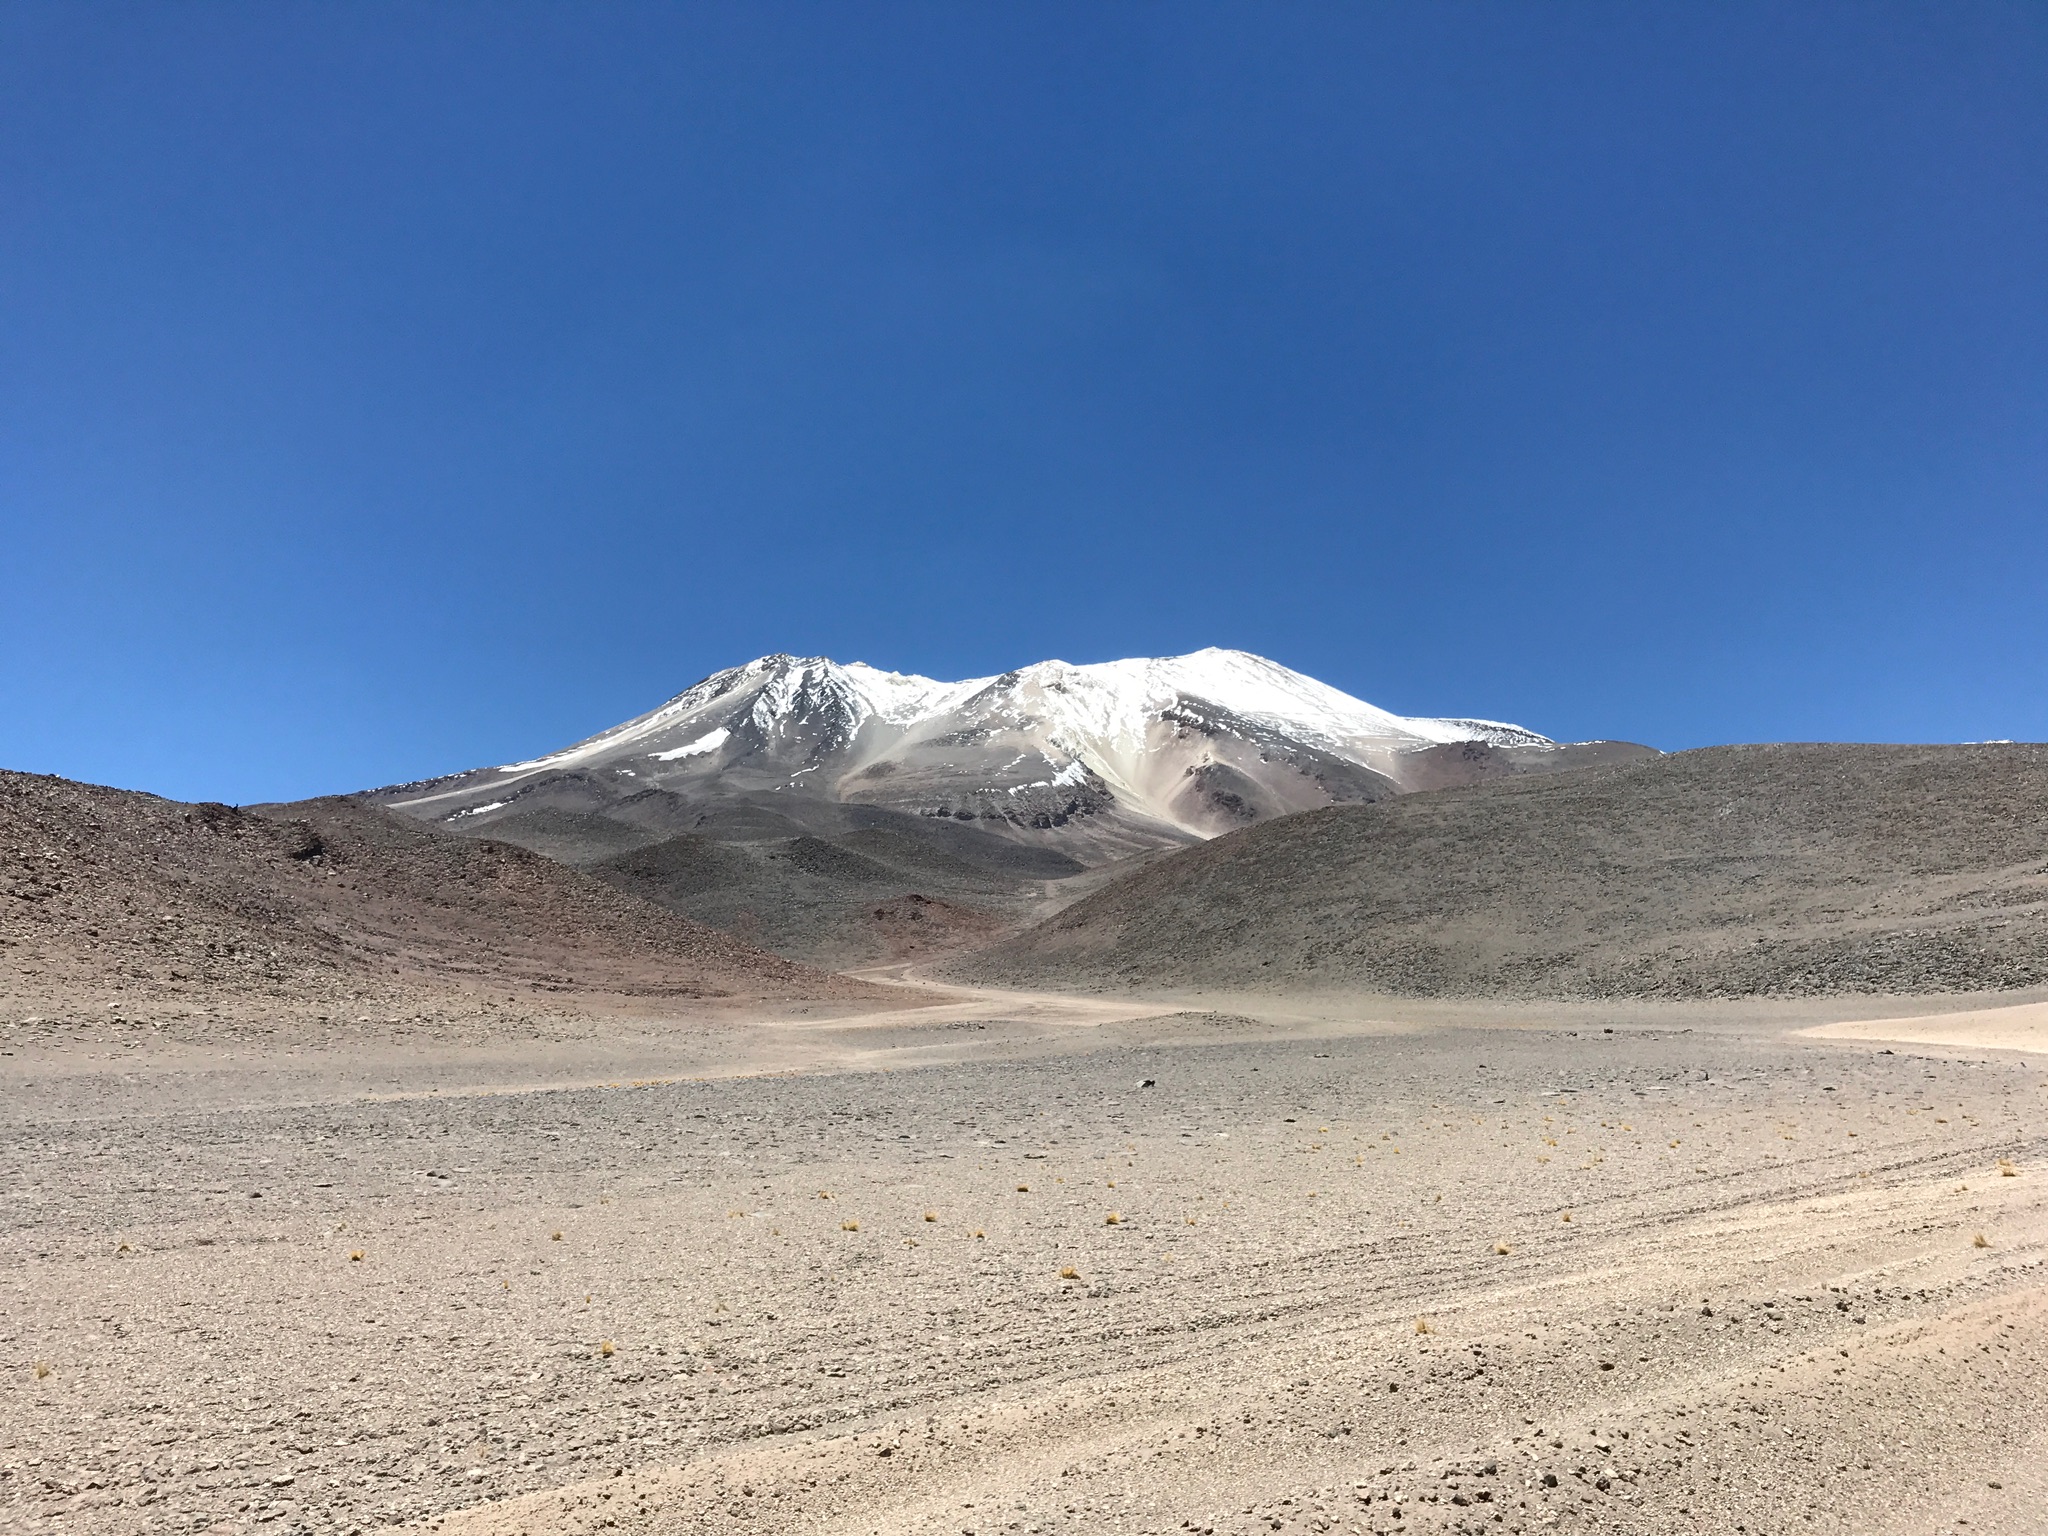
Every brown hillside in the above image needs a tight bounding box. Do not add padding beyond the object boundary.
[0,770,887,1023]
[946,743,2048,999]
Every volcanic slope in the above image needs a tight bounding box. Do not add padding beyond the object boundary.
[949,743,2048,1000]
[577,824,1141,971]
[0,770,885,1030]
[387,773,1116,969]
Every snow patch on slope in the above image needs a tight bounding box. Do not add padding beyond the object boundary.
[650,728,730,761]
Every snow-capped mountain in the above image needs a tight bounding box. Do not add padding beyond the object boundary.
[372,650,1634,859]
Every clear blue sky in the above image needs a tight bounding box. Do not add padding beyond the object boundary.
[3,3,2044,803]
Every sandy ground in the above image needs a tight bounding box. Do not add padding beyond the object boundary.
[4,982,2046,1536]
[1803,997,2048,1056]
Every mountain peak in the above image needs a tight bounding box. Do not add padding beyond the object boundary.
[379,649,1576,855]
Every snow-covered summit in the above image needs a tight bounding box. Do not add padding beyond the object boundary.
[380,649,1561,853]
[480,649,1541,781]
[962,649,1543,753]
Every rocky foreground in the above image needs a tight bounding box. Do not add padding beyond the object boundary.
[3,991,2044,1535]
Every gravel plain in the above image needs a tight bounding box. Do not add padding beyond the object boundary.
[4,986,2046,1536]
